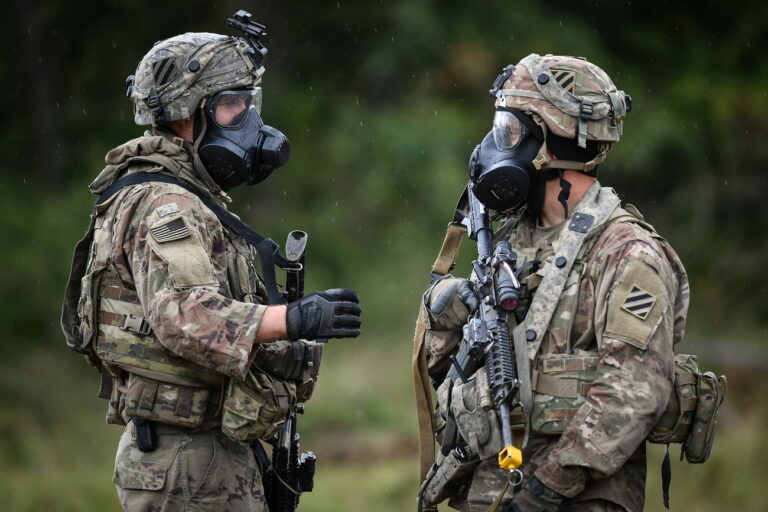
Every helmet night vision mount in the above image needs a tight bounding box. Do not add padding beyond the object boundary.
[227,9,268,69]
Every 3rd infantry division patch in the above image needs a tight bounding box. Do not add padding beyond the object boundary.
[621,285,656,320]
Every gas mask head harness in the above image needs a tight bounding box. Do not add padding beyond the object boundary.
[470,56,631,217]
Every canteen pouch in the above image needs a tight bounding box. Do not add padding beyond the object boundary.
[122,373,212,428]
[221,369,296,442]
[648,353,727,463]
[530,351,599,435]
[683,369,726,463]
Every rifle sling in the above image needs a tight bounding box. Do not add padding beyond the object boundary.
[95,172,289,305]
[413,221,466,504]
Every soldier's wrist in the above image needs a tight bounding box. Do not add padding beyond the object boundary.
[254,305,288,343]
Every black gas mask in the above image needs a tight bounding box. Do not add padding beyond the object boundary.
[197,88,291,191]
[469,108,544,212]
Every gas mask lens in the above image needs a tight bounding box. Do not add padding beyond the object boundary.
[492,110,527,150]
[207,88,263,128]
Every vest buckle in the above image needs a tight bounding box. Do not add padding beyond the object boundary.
[123,314,151,336]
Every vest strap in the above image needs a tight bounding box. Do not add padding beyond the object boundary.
[96,172,289,305]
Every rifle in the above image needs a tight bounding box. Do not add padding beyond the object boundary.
[264,230,317,512]
[441,183,524,475]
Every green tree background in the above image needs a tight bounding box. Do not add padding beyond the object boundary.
[1,1,766,510]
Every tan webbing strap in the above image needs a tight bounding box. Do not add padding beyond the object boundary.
[432,223,466,276]
[523,185,620,362]
[485,478,512,512]
[413,222,467,496]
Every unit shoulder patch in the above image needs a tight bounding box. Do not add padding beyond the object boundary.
[620,285,657,320]
[604,258,668,350]
[150,216,190,243]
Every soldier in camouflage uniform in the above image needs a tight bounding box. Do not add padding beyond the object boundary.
[62,21,361,512]
[416,54,689,512]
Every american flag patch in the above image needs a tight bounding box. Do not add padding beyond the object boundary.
[150,217,190,243]
[621,285,656,320]
[551,69,576,94]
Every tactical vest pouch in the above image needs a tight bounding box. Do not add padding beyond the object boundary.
[450,368,504,461]
[648,354,727,463]
[221,369,296,442]
[123,373,213,428]
[251,339,323,403]
[530,351,599,435]
[62,221,103,359]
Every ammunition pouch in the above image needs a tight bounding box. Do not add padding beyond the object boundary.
[251,339,323,403]
[446,368,504,462]
[123,373,220,429]
[648,354,727,463]
[221,369,296,442]
[530,351,599,435]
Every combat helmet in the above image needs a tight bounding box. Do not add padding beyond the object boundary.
[127,31,264,125]
[491,54,631,172]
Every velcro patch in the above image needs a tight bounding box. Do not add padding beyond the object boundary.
[150,217,190,243]
[156,202,180,218]
[621,285,656,320]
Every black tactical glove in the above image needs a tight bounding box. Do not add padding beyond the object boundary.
[508,476,565,512]
[286,288,361,341]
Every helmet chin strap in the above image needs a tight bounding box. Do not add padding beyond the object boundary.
[557,170,572,218]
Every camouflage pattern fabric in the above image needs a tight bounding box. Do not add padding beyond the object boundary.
[130,33,264,125]
[114,421,266,511]
[442,185,688,512]
[85,129,292,508]
[89,131,268,381]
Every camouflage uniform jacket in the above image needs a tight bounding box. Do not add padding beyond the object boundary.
[86,129,270,425]
[496,183,689,511]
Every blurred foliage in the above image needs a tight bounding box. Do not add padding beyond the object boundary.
[1,0,767,510]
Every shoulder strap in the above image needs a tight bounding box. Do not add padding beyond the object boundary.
[96,172,289,305]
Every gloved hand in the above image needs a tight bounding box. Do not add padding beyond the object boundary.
[508,476,565,512]
[286,288,361,341]
[426,276,480,330]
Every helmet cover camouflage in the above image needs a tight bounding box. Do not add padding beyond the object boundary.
[128,32,265,126]
[492,54,631,170]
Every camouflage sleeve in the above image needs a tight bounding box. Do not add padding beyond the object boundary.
[535,229,677,497]
[111,183,267,380]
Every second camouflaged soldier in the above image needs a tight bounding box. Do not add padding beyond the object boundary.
[414,54,723,512]
[62,12,361,512]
